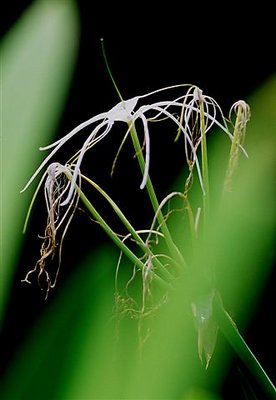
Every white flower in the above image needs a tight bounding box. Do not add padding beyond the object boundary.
[22,162,80,296]
[21,85,235,203]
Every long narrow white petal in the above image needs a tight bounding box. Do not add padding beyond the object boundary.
[40,112,107,150]
[20,113,107,193]
[61,120,113,206]
[139,114,150,190]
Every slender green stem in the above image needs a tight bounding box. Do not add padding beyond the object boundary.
[81,174,174,282]
[184,195,198,258]
[214,296,276,399]
[76,184,168,288]
[100,38,123,102]
[200,101,210,230]
[129,123,185,268]
[99,46,185,268]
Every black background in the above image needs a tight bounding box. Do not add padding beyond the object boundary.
[1,1,275,398]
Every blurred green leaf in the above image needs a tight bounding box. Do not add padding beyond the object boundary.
[0,0,79,320]
[209,75,276,327]
[1,246,116,400]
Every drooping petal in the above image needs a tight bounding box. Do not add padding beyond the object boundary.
[139,114,150,189]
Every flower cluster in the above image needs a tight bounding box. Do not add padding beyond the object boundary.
[21,84,247,298]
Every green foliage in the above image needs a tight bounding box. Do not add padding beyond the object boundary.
[0,0,79,320]
[1,1,275,399]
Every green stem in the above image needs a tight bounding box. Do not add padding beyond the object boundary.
[200,101,210,230]
[214,296,276,399]
[129,123,185,268]
[184,195,198,259]
[100,38,123,102]
[76,184,168,288]
[81,174,174,282]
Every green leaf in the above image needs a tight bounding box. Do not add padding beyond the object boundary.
[211,75,276,326]
[0,0,79,321]
[1,247,116,400]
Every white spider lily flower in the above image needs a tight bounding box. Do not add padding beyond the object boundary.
[131,87,235,191]
[21,97,138,192]
[22,162,80,295]
[21,85,236,203]
[44,162,80,231]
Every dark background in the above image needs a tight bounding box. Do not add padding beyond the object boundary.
[1,1,275,398]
